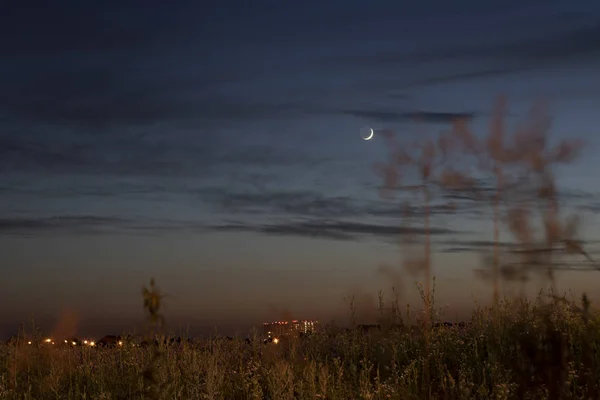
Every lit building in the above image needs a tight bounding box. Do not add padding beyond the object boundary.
[263,320,319,338]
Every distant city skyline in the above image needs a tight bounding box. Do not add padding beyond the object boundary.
[2,1,600,339]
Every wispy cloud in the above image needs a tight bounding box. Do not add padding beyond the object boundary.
[212,222,355,241]
[439,238,600,255]
[401,111,476,123]
[350,22,600,89]
[0,212,459,241]
[0,81,311,128]
[200,186,471,241]
[439,239,518,254]
[3,176,595,241]
[215,145,325,168]
[0,215,206,238]
[361,25,600,67]
[200,186,485,221]
[0,216,133,237]
[404,67,527,89]
[201,188,360,218]
[337,109,477,124]
[211,220,457,242]
[202,183,599,223]
[578,202,600,214]
[0,132,319,178]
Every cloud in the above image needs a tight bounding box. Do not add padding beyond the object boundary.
[202,188,359,218]
[338,110,411,123]
[3,185,591,243]
[443,239,516,248]
[215,145,324,169]
[439,239,519,254]
[199,185,487,242]
[401,111,476,123]
[0,73,310,128]
[0,215,204,237]
[213,222,355,241]
[441,247,482,254]
[0,130,320,178]
[370,202,483,219]
[0,133,205,176]
[439,237,600,255]
[349,22,600,89]
[439,182,594,211]
[200,186,483,222]
[512,23,600,64]
[3,178,592,242]
[0,216,133,237]
[403,68,527,89]
[579,202,600,213]
[337,109,477,124]
[211,220,457,241]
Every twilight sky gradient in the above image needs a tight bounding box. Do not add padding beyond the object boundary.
[2,0,600,338]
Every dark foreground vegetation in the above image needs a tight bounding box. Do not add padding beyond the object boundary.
[1,293,599,399]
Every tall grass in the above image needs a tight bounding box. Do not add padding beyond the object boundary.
[2,291,600,399]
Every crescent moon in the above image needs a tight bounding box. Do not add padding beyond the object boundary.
[363,128,374,141]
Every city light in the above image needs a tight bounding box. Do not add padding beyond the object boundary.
[31,338,99,347]
[263,319,319,339]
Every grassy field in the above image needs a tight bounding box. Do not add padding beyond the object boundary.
[2,292,599,400]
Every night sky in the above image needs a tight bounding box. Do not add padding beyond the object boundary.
[2,1,600,339]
